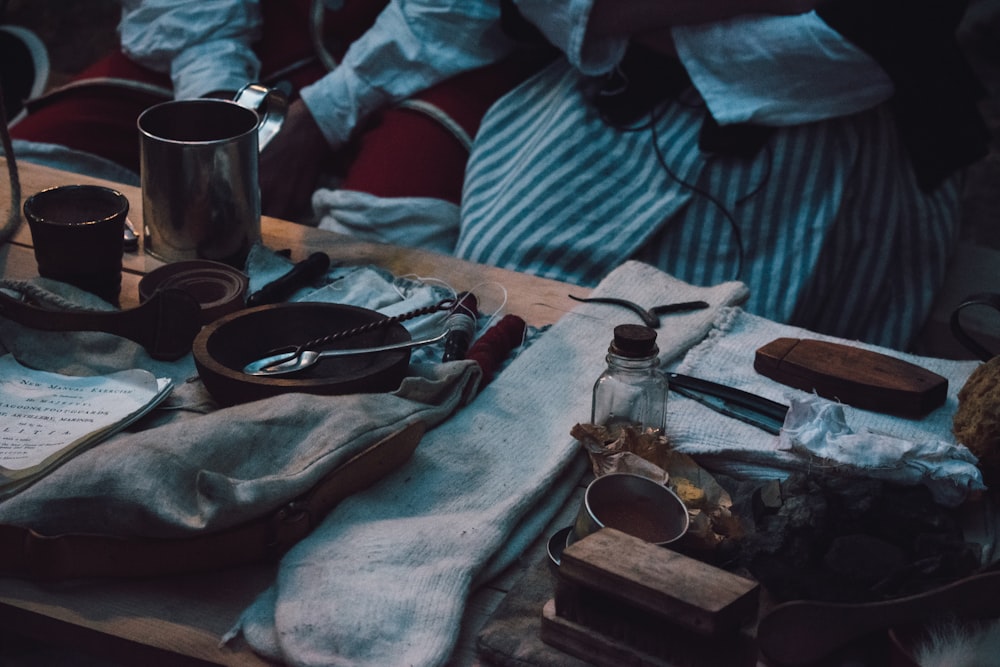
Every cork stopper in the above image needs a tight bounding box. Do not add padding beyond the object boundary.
[609,324,658,358]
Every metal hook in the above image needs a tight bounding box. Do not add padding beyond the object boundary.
[568,295,708,327]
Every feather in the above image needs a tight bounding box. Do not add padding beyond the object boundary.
[912,617,1000,667]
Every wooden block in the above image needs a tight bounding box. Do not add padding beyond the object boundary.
[542,597,676,667]
[541,598,758,667]
[754,337,948,417]
[557,528,758,637]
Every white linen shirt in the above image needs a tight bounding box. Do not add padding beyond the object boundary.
[120,0,264,101]
[118,0,894,148]
[672,12,895,126]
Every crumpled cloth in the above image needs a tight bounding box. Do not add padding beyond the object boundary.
[245,243,480,365]
[671,307,985,507]
[223,260,750,666]
[779,395,983,507]
[313,189,460,256]
[0,277,482,539]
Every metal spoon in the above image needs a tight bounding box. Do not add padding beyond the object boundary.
[243,330,448,376]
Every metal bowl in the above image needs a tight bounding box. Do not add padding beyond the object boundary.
[570,473,690,547]
[193,302,411,406]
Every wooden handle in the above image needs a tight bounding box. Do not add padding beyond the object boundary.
[0,288,202,360]
[245,251,330,306]
[756,571,1000,666]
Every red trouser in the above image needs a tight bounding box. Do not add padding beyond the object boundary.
[12,0,548,205]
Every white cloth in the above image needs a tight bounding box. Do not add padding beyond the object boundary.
[244,244,475,364]
[779,396,982,507]
[673,11,894,125]
[314,189,460,255]
[671,307,985,507]
[225,261,751,666]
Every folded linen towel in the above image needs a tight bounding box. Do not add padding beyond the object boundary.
[671,307,985,507]
[225,261,750,666]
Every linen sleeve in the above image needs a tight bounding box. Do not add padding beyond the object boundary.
[299,0,518,148]
[671,11,895,126]
[119,0,262,100]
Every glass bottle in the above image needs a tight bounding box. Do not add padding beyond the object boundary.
[591,324,668,433]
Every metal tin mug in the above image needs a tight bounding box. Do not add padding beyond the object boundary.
[138,84,286,268]
[569,472,690,547]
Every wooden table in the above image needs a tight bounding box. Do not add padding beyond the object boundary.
[2,160,581,323]
[0,159,588,666]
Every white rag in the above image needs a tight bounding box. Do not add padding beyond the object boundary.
[671,307,985,507]
[245,244,477,364]
[224,260,751,666]
[313,189,460,255]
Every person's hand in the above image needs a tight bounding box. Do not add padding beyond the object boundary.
[259,99,334,222]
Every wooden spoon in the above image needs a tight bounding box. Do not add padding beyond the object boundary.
[756,571,1000,666]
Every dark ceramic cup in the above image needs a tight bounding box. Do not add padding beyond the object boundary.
[23,184,129,305]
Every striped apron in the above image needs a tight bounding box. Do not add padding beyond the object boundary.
[457,62,961,349]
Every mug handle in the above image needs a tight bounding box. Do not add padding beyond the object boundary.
[233,83,288,151]
[949,292,1000,361]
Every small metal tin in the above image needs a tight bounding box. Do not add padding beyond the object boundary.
[139,260,248,325]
